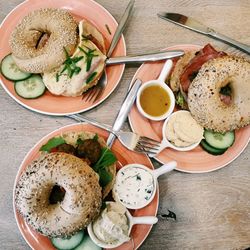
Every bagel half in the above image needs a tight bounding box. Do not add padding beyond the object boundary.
[42,19,107,97]
[188,56,250,132]
[10,8,78,73]
[15,152,102,237]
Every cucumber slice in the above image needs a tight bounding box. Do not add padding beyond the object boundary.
[204,130,235,149]
[200,140,227,155]
[51,231,84,250]
[1,54,31,81]
[74,235,101,250]
[14,75,46,99]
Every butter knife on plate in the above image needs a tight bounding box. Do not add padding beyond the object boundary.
[158,12,250,54]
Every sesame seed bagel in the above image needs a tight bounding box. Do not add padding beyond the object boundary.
[10,8,78,73]
[188,56,250,132]
[15,152,102,237]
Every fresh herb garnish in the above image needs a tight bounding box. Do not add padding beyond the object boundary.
[86,72,97,84]
[40,137,66,152]
[98,168,113,187]
[76,138,84,145]
[93,134,99,141]
[78,46,98,71]
[176,91,186,109]
[56,47,83,82]
[93,147,117,187]
[93,147,117,171]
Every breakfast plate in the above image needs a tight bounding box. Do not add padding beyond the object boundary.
[0,0,126,116]
[128,44,250,173]
[13,123,159,250]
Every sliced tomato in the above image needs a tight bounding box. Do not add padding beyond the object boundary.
[180,44,227,92]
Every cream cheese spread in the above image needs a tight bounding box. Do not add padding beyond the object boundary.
[166,111,204,147]
[113,165,155,209]
[92,202,130,245]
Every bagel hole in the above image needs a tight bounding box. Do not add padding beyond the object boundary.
[35,31,51,50]
[49,185,66,204]
[220,83,233,105]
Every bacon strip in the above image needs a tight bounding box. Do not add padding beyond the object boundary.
[180,44,227,92]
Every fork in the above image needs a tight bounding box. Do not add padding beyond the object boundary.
[82,50,185,102]
[82,0,135,102]
[68,114,161,154]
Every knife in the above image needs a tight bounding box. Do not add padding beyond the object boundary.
[106,79,142,147]
[107,0,134,57]
[158,12,250,54]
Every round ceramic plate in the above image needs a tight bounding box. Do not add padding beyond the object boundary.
[13,123,159,250]
[0,0,126,116]
[128,44,250,173]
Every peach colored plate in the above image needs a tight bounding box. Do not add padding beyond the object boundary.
[13,123,159,250]
[128,44,250,173]
[0,0,126,116]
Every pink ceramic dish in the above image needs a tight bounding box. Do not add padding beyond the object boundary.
[0,0,126,115]
[128,44,250,173]
[13,123,159,250]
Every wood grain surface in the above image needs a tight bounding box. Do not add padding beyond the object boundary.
[0,0,250,249]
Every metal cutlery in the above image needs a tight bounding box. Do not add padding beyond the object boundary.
[105,50,184,65]
[68,114,160,154]
[106,78,140,147]
[82,0,134,102]
[158,12,250,54]
[83,49,184,102]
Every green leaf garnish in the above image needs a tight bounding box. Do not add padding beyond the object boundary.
[93,134,99,141]
[78,46,98,72]
[86,72,97,84]
[56,48,84,82]
[98,168,113,187]
[76,138,84,145]
[40,137,66,152]
[93,147,116,186]
[176,91,186,108]
[93,147,117,171]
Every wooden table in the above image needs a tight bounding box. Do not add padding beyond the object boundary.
[0,0,250,249]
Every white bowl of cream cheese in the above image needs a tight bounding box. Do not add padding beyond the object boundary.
[148,110,204,157]
[112,161,176,209]
[87,202,158,248]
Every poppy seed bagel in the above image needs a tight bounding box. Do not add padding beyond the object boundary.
[188,56,250,132]
[15,152,102,237]
[10,8,78,73]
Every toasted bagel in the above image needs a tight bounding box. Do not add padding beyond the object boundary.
[10,8,78,73]
[15,153,102,237]
[188,56,250,132]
